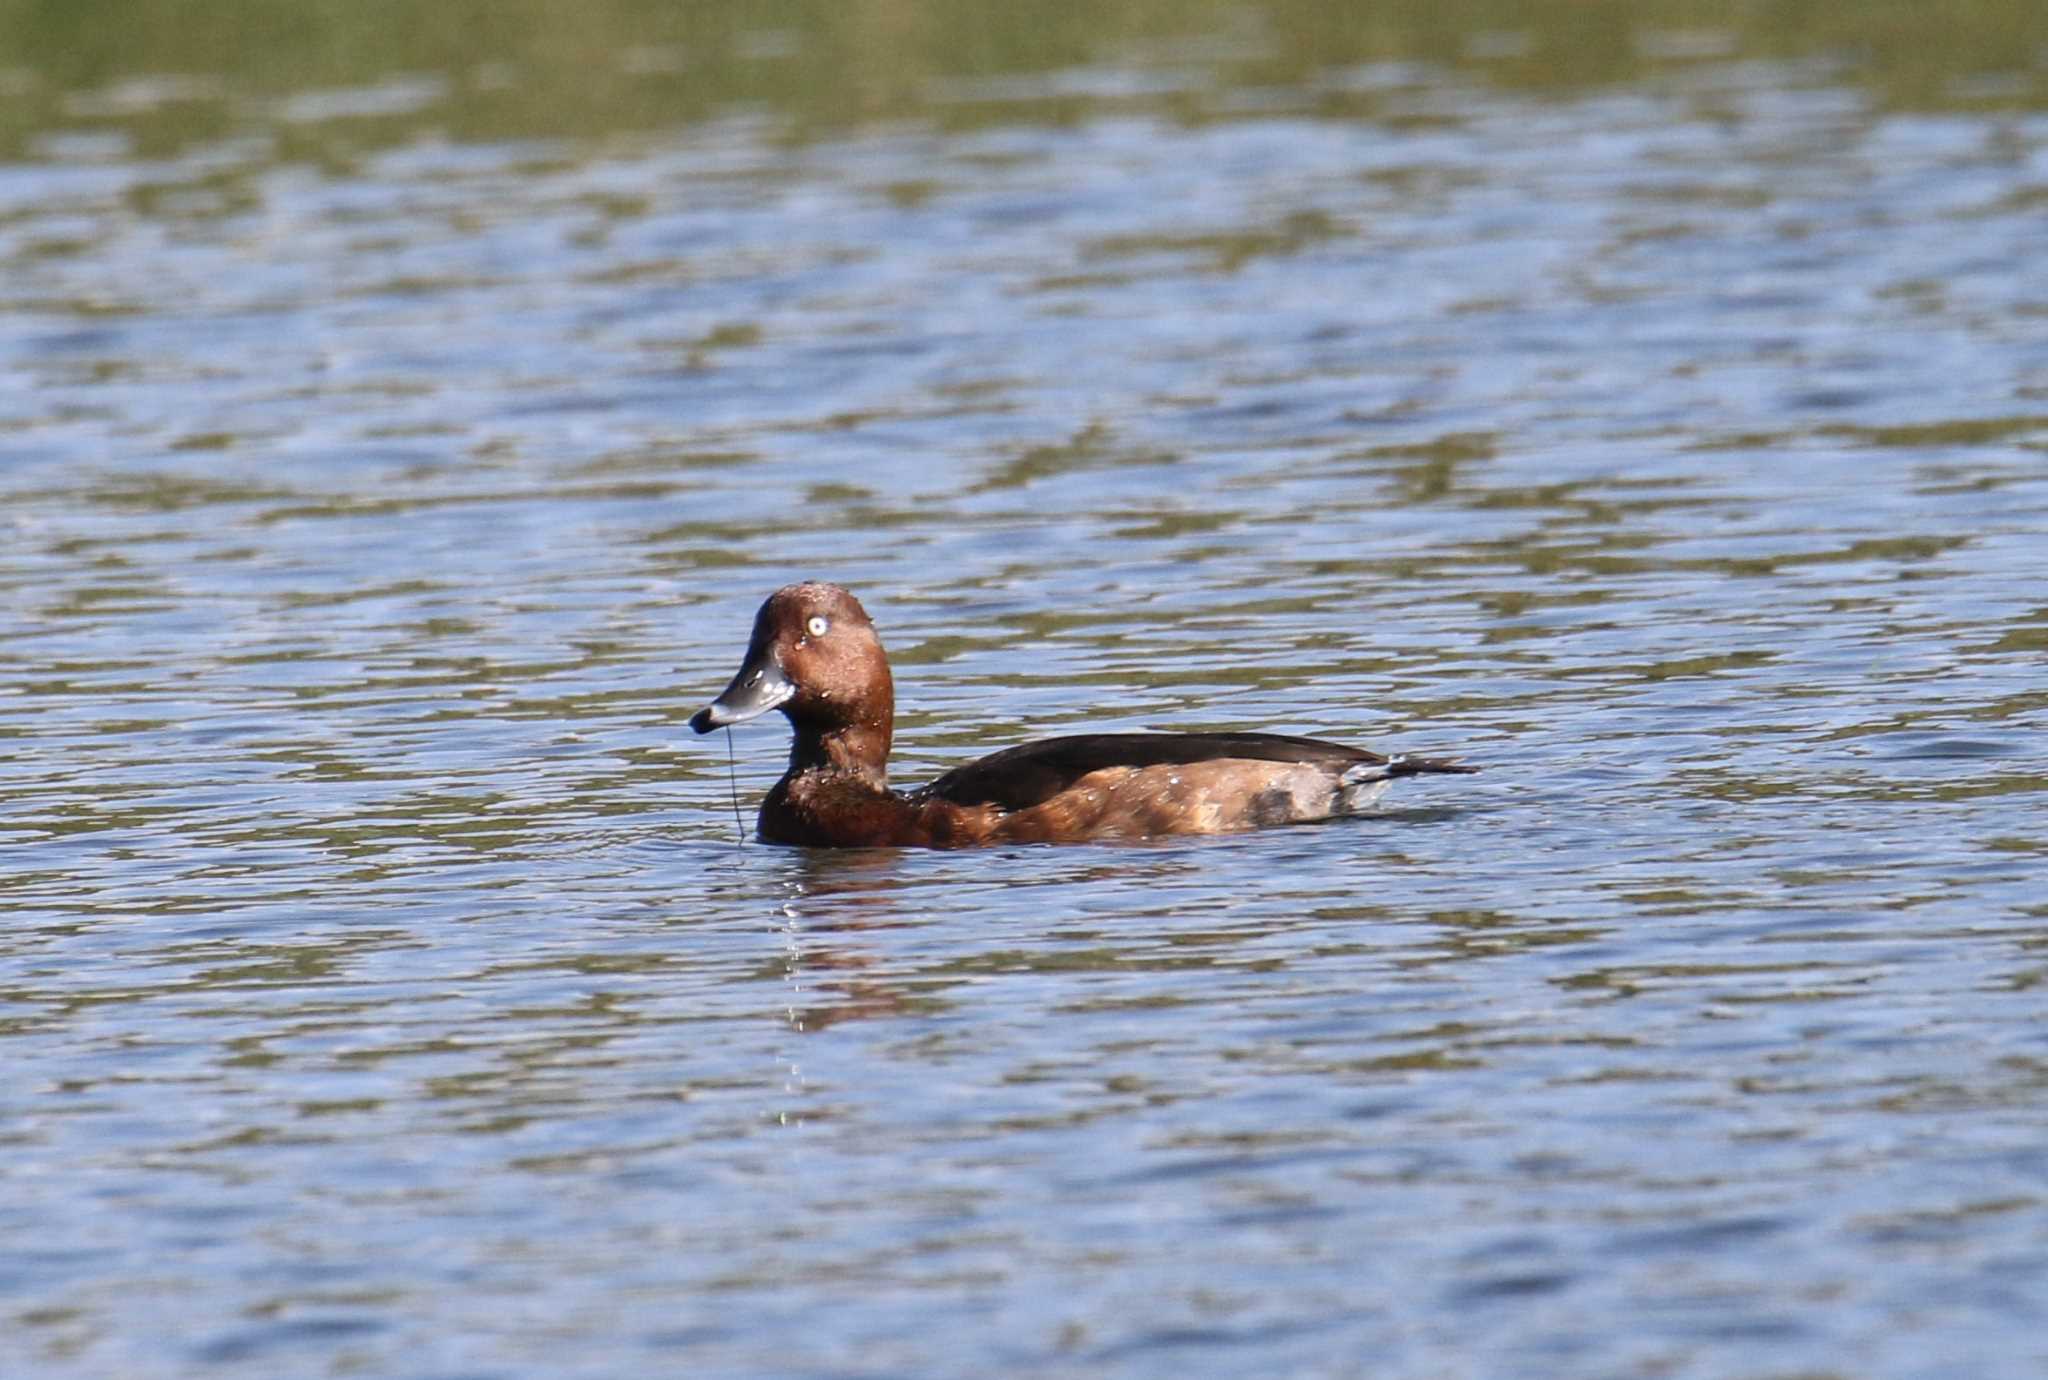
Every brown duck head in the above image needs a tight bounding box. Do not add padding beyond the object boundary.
[689,582,895,783]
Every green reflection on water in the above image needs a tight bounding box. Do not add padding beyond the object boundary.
[1,0,2042,161]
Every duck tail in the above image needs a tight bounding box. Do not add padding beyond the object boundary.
[1385,753,1479,778]
[1335,752,1477,814]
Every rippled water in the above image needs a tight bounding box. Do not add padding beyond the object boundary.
[4,20,2048,1380]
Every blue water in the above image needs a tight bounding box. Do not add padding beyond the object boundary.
[4,48,2048,1380]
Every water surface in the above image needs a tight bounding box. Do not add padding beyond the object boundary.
[4,6,2048,1377]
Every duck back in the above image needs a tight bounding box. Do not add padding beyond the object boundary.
[920,732,1400,812]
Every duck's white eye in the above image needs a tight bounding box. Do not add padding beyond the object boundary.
[805,615,830,638]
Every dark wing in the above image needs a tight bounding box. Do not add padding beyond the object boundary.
[914,732,1380,813]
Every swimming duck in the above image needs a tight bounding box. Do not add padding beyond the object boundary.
[690,582,1476,847]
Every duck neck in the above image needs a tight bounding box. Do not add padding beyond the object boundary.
[789,719,893,791]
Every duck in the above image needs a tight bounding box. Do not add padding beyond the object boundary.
[689,582,1477,848]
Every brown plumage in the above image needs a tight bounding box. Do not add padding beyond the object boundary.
[690,583,1476,848]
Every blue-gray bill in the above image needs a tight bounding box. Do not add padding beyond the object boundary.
[689,651,793,733]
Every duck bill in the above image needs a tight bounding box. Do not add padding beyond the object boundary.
[690,648,795,733]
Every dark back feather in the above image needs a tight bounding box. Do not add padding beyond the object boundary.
[916,732,1380,812]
